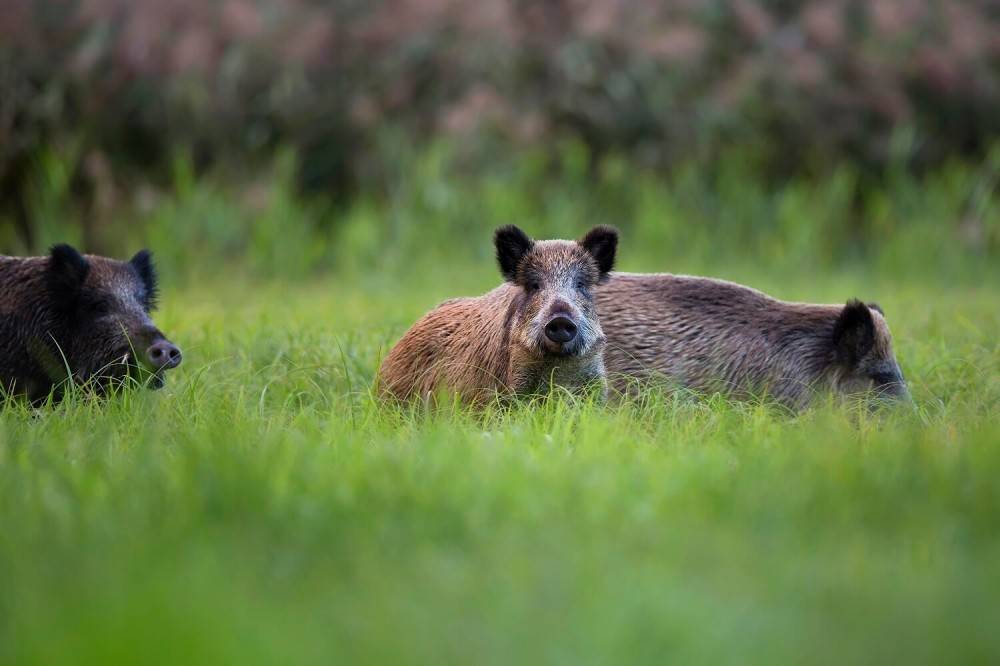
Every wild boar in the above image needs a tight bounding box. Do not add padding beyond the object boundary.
[597,273,909,410]
[378,225,619,404]
[0,244,182,402]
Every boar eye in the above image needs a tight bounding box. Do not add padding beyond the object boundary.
[525,280,541,293]
[85,299,111,316]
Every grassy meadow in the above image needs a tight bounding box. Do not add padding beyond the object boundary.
[1,152,999,664]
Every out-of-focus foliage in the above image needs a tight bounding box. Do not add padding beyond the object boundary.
[2,0,999,197]
[7,142,996,281]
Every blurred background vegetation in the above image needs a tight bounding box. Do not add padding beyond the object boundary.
[0,0,997,281]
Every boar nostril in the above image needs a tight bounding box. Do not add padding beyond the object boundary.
[145,340,182,370]
[545,317,577,344]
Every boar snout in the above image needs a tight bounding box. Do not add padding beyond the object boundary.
[544,316,578,345]
[874,379,912,406]
[145,339,182,370]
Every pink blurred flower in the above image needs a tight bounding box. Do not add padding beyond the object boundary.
[441,86,506,135]
[221,0,263,40]
[171,26,217,75]
[802,2,844,49]
[577,0,621,39]
[283,14,335,66]
[917,47,962,94]
[871,0,924,40]
[119,9,169,74]
[733,0,774,42]
[788,50,825,88]
[640,25,706,62]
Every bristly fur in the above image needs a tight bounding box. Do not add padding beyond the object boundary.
[130,249,159,311]
[597,274,908,410]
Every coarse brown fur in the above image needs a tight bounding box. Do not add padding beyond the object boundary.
[378,226,618,405]
[0,245,182,403]
[597,273,909,410]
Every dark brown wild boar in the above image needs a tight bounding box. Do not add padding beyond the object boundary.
[378,225,618,404]
[0,244,182,403]
[597,273,909,410]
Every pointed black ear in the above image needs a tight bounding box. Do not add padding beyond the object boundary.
[495,225,534,282]
[867,301,884,315]
[130,249,159,309]
[833,299,876,366]
[579,225,618,276]
[48,244,90,299]
[130,250,157,292]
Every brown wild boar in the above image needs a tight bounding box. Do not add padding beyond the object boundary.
[378,225,619,404]
[0,244,182,403]
[597,273,909,410]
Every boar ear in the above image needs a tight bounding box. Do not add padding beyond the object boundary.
[833,299,875,366]
[580,225,618,277]
[47,244,90,299]
[495,225,534,282]
[867,301,884,315]
[129,249,155,287]
[130,249,159,309]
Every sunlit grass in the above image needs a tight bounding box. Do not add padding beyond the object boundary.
[1,265,997,664]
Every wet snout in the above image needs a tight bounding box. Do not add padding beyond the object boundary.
[545,316,578,344]
[874,379,912,405]
[872,365,912,406]
[539,296,585,355]
[145,338,182,370]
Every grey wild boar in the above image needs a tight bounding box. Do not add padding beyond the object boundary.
[0,244,182,403]
[597,273,909,410]
[378,225,619,404]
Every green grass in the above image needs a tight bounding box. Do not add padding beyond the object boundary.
[1,260,997,665]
